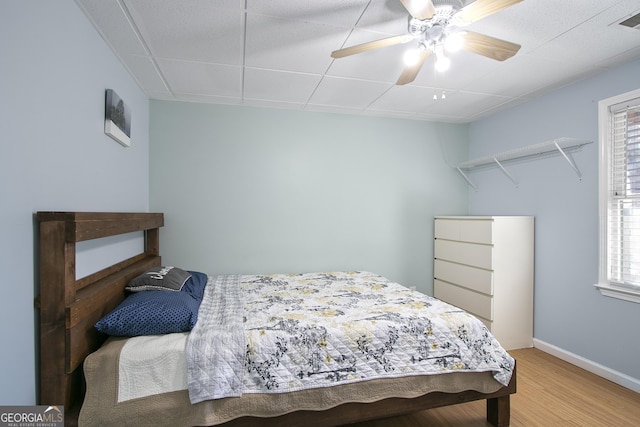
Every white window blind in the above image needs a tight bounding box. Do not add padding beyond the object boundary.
[608,99,640,288]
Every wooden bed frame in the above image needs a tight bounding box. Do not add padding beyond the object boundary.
[36,211,516,427]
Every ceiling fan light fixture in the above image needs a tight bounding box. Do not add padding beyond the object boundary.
[330,0,523,85]
[444,31,465,52]
[403,48,422,66]
[408,17,427,35]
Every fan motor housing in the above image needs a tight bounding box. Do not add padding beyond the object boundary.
[432,0,466,9]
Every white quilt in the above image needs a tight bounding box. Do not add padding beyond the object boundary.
[118,333,188,402]
[187,274,245,403]
[184,271,514,404]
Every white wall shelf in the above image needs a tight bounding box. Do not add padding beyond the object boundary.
[455,137,593,190]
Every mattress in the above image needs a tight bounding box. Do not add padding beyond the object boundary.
[79,271,513,426]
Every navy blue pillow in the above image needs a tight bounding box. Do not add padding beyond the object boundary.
[94,271,209,337]
[183,271,208,300]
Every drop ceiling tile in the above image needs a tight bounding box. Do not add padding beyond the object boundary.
[245,13,348,73]
[467,0,623,53]
[157,58,242,97]
[529,2,640,65]
[308,76,392,109]
[76,0,148,56]
[460,53,590,98]
[123,0,244,64]
[356,0,408,33]
[122,55,169,95]
[368,85,443,114]
[246,0,370,27]
[424,90,513,118]
[243,68,322,104]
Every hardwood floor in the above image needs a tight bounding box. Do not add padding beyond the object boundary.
[349,348,640,427]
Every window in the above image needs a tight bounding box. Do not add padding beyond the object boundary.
[597,88,640,303]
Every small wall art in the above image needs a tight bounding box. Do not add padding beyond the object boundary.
[104,89,131,147]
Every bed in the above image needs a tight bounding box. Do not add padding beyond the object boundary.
[36,211,516,427]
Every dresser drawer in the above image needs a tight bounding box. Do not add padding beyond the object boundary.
[435,218,493,244]
[434,259,493,295]
[434,279,493,321]
[434,239,493,269]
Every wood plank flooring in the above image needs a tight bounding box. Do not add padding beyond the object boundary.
[349,348,640,427]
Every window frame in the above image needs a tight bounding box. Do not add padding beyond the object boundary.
[596,88,640,304]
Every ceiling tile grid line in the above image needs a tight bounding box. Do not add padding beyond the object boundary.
[73,0,159,95]
[241,1,248,103]
[115,0,174,96]
[302,1,375,111]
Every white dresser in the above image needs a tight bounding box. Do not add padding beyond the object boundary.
[433,216,534,350]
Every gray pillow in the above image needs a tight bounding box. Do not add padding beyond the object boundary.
[126,266,192,292]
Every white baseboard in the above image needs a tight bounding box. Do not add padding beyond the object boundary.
[533,338,640,394]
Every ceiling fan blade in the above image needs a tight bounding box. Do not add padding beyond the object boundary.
[454,0,523,25]
[461,31,520,61]
[399,0,435,20]
[396,50,430,85]
[331,34,413,59]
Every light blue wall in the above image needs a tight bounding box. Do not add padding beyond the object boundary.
[150,101,469,293]
[468,59,640,382]
[0,2,149,404]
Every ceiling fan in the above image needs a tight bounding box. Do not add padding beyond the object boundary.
[331,0,523,85]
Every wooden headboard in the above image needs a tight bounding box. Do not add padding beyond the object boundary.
[36,212,163,422]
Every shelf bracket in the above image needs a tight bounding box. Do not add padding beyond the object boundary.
[456,167,478,191]
[493,157,518,187]
[554,140,583,180]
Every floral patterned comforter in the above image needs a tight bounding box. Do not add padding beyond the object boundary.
[187,271,514,404]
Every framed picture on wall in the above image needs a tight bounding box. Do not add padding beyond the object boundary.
[104,89,131,147]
